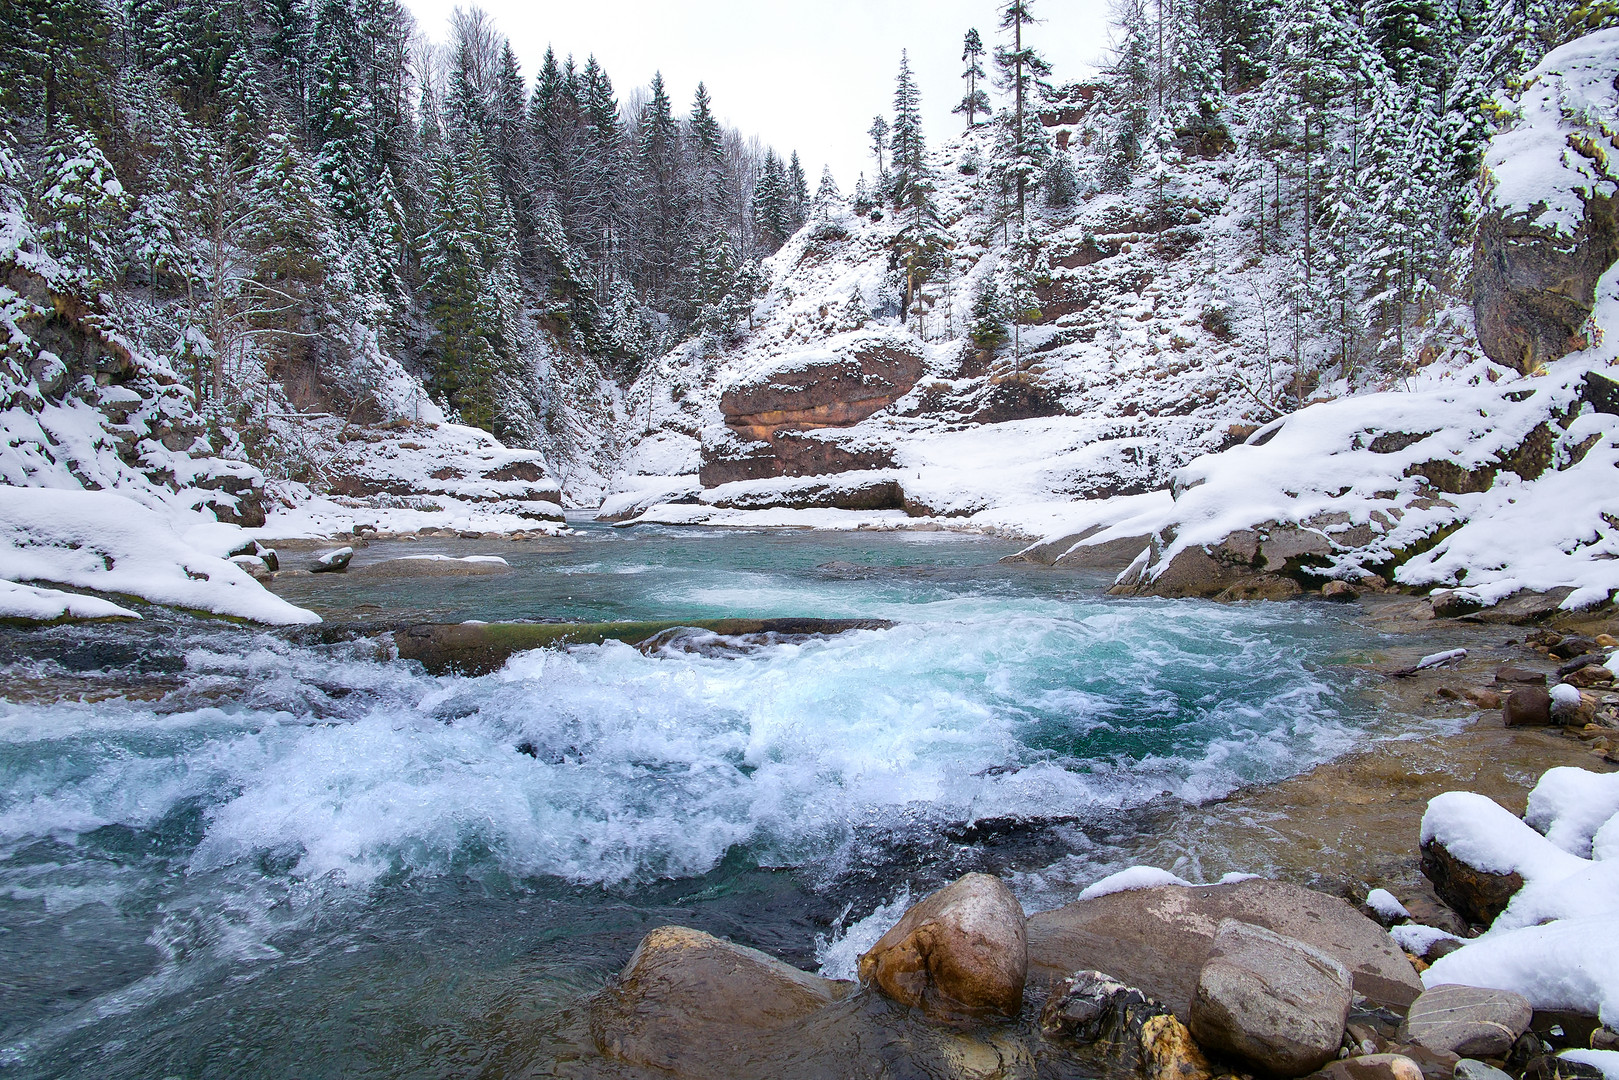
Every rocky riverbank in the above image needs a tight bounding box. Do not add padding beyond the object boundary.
[496,597,1619,1080]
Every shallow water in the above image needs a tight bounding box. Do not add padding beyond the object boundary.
[0,521,1407,1078]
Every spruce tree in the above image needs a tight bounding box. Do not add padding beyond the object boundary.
[995,0,1053,222]
[956,29,992,129]
[868,115,889,177]
[889,51,927,207]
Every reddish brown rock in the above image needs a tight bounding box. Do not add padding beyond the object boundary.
[858,872,1028,1023]
[1504,686,1553,727]
[1419,838,1524,926]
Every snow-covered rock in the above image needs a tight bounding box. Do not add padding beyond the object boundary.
[0,487,317,624]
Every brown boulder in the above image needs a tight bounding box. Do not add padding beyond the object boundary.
[1504,686,1553,727]
[1025,879,1421,1017]
[589,925,853,1072]
[1419,839,1524,926]
[858,872,1028,1023]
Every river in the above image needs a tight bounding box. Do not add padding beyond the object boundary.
[0,520,1409,1078]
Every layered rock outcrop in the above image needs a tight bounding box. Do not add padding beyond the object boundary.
[699,331,924,486]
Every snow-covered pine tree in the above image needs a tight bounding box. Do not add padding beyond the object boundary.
[752,149,790,253]
[868,115,889,178]
[37,128,128,285]
[994,0,1053,222]
[956,28,992,130]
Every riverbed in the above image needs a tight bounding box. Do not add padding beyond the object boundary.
[0,520,1523,1078]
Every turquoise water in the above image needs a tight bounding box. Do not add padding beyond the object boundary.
[0,522,1391,1078]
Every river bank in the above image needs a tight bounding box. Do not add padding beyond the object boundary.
[1,526,1616,1078]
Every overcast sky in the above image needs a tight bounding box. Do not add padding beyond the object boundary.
[400,0,1117,189]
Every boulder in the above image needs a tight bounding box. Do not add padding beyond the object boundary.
[1398,985,1533,1057]
[1215,575,1305,602]
[1560,665,1612,690]
[588,925,853,1072]
[1025,879,1421,1017]
[1504,686,1553,727]
[1454,1060,1516,1080]
[1419,840,1524,926]
[1473,189,1619,374]
[1314,1055,1426,1080]
[310,547,353,573]
[858,872,1027,1023]
[1495,665,1548,686]
[1322,581,1361,601]
[1188,919,1354,1078]
[1549,636,1599,661]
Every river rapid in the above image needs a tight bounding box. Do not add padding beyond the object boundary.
[0,521,1412,1078]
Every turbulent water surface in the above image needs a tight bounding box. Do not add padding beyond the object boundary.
[0,521,1406,1078]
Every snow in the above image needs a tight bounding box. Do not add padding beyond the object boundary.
[0,487,318,625]
[0,579,138,621]
[1390,923,1461,955]
[1563,1051,1619,1080]
[1416,649,1468,671]
[1486,29,1619,237]
[1421,770,1619,1025]
[1077,865,1193,899]
[1365,887,1411,921]
[399,554,509,566]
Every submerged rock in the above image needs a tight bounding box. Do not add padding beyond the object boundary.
[1026,879,1421,1018]
[1040,969,1171,1044]
[589,925,853,1072]
[858,872,1028,1023]
[1397,985,1532,1058]
[346,555,511,579]
[1188,919,1353,1078]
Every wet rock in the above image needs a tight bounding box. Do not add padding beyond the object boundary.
[1396,1042,1463,1080]
[1549,636,1599,661]
[1550,685,1596,726]
[1040,969,1170,1044]
[1322,581,1361,601]
[1398,985,1533,1057]
[588,925,852,1072]
[1189,919,1354,1077]
[1141,1013,1219,1080]
[1593,1028,1619,1052]
[393,617,894,676]
[1216,575,1305,602]
[1495,665,1548,686]
[1508,1032,1547,1072]
[1314,1054,1426,1080]
[1504,686,1553,727]
[1026,879,1422,1018]
[1399,886,1471,938]
[1523,1056,1606,1080]
[347,556,512,579]
[1454,1059,1515,1080]
[1419,838,1524,926]
[1562,666,1613,690]
[1459,589,1578,625]
[858,872,1027,1023]
[310,547,353,573]
[1462,688,1503,710]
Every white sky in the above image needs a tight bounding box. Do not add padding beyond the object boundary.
[400,0,1117,189]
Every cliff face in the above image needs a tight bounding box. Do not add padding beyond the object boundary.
[1473,29,1619,374]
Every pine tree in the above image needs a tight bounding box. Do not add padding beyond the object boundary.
[37,128,128,284]
[868,115,889,177]
[787,151,809,231]
[752,149,790,252]
[889,52,928,207]
[635,71,685,303]
[969,277,1009,350]
[995,0,1053,222]
[955,29,992,129]
[0,0,115,137]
